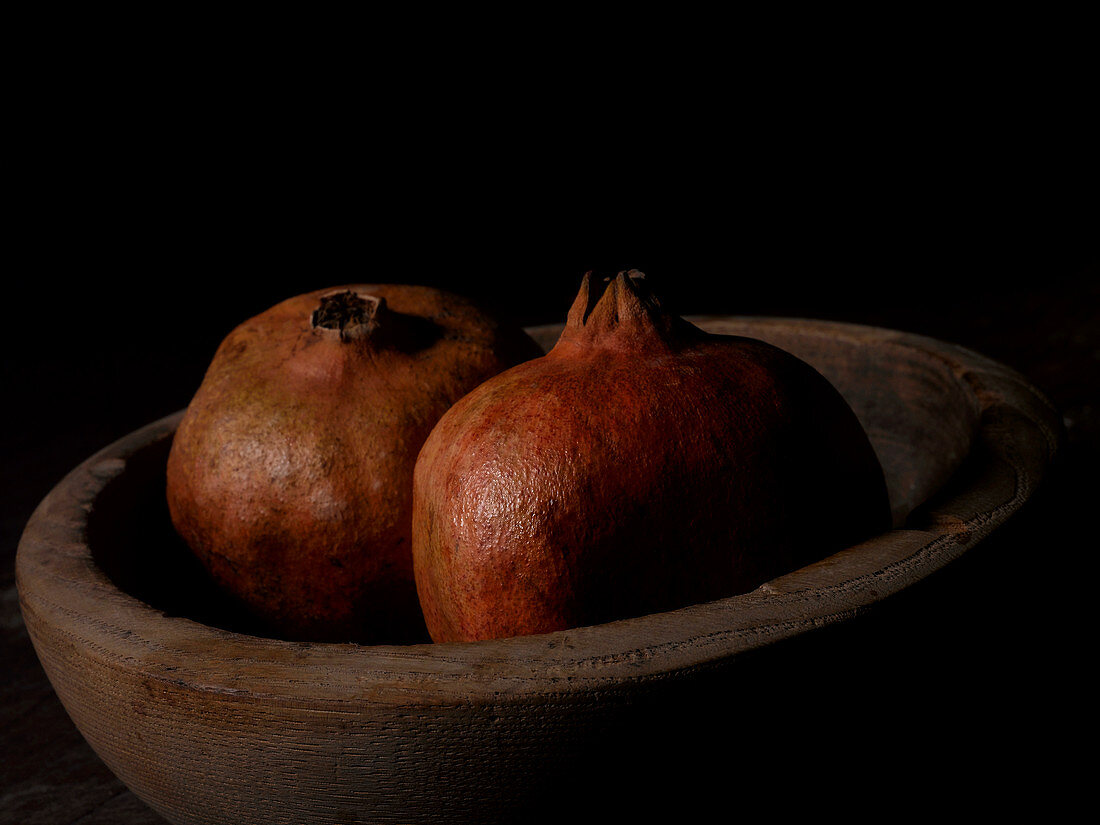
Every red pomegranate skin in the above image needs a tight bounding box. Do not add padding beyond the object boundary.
[412,271,891,642]
[165,284,541,643]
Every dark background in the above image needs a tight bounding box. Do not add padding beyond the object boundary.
[2,69,1097,821]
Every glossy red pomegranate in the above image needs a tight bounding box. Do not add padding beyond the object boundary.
[166,284,541,642]
[412,271,891,642]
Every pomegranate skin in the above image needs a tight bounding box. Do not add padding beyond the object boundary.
[165,284,541,643]
[412,272,891,642]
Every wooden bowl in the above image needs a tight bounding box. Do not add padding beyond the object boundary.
[16,317,1061,825]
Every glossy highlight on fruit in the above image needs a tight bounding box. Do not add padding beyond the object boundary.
[166,284,542,643]
[412,271,891,642]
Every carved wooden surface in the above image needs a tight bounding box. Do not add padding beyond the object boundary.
[12,317,1063,824]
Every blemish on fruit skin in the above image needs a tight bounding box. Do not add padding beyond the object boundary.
[307,482,347,524]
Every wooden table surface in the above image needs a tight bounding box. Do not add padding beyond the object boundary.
[3,258,1095,822]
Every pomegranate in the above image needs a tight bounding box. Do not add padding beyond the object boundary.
[165,284,541,643]
[412,271,891,642]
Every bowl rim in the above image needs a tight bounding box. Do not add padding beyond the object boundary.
[16,317,1062,707]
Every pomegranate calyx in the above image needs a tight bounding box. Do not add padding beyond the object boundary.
[560,270,702,351]
[311,290,387,342]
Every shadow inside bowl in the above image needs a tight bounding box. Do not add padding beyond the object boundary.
[685,317,982,527]
[87,436,297,641]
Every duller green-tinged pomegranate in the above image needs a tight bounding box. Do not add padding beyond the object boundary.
[166,284,542,643]
[412,271,890,642]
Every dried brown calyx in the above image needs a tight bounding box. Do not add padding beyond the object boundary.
[311,290,387,341]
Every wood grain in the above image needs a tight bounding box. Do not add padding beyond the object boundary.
[15,317,1061,825]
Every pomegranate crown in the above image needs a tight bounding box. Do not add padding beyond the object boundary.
[559,270,702,350]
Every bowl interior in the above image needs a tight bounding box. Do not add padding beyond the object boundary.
[88,318,980,645]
